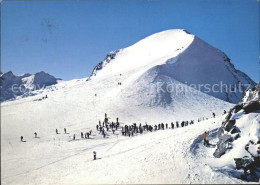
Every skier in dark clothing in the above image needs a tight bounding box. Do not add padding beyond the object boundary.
[166,123,168,129]
[34,132,37,138]
[116,117,119,123]
[213,112,215,118]
[96,125,99,130]
[81,132,83,138]
[64,128,66,134]
[73,134,76,140]
[87,132,90,139]
[171,122,174,129]
[224,110,226,114]
[21,136,23,142]
[93,151,97,160]
[56,129,58,134]
[176,121,179,128]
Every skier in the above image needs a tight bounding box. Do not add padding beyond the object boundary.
[224,110,226,114]
[112,127,115,134]
[87,132,90,139]
[166,123,168,129]
[34,132,37,138]
[64,128,66,134]
[73,134,76,140]
[105,113,107,119]
[140,127,143,134]
[171,122,174,129]
[20,136,23,142]
[96,125,99,131]
[203,132,209,146]
[81,132,83,138]
[116,117,119,123]
[122,126,125,136]
[56,129,58,134]
[213,112,215,118]
[93,151,97,160]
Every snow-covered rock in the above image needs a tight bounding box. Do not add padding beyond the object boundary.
[0,71,59,102]
[89,29,255,103]
[213,84,260,181]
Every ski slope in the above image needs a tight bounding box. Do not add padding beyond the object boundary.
[1,76,238,184]
[2,112,247,184]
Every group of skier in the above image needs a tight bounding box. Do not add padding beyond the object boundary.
[96,114,120,138]
[119,120,195,138]
[20,111,221,158]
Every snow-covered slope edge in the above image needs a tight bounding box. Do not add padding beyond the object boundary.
[89,29,255,103]
[0,71,60,102]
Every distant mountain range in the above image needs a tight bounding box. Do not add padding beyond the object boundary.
[0,71,60,101]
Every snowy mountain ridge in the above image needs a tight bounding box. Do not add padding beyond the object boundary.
[0,71,60,102]
[89,29,255,103]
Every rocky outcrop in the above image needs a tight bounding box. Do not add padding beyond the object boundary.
[213,83,260,181]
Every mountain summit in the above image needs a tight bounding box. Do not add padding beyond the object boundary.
[90,29,255,103]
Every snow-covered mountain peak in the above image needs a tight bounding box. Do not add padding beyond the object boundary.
[89,29,255,103]
[90,29,194,79]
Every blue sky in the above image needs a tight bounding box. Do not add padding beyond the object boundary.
[1,0,259,81]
